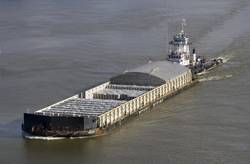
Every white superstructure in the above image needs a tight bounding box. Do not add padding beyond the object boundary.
[168,19,191,66]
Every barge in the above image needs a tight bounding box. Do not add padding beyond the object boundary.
[22,21,223,138]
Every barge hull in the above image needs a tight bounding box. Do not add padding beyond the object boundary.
[22,61,193,138]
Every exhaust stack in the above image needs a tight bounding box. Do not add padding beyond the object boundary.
[192,48,197,63]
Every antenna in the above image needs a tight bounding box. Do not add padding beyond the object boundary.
[181,18,186,33]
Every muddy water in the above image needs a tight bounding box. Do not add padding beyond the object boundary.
[0,0,250,163]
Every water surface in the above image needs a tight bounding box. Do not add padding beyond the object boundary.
[0,0,250,163]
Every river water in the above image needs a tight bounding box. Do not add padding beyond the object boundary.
[0,0,250,163]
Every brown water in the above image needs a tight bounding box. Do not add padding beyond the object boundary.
[0,0,250,163]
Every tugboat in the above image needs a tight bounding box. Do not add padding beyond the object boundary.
[167,19,223,75]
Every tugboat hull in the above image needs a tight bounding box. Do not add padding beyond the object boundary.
[190,58,223,75]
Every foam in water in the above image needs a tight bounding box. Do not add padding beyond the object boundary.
[218,52,236,63]
[24,135,66,140]
[198,74,232,82]
[24,133,107,140]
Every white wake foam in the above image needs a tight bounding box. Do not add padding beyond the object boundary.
[218,52,235,63]
[198,74,232,82]
[24,135,66,140]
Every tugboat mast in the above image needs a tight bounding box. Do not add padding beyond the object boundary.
[181,18,186,34]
